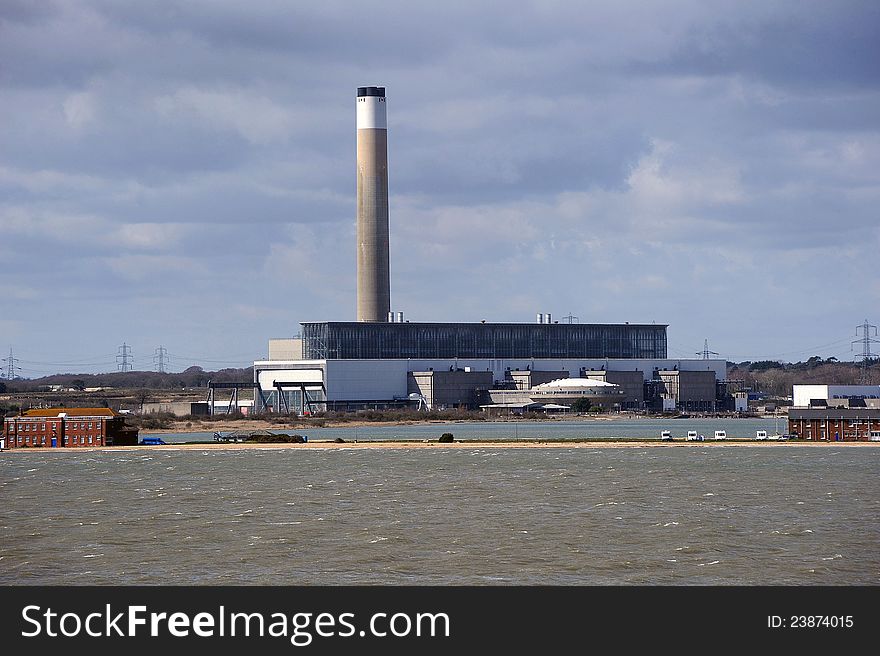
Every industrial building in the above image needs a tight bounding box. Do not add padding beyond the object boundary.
[485,377,626,411]
[253,352,725,413]
[653,369,719,412]
[141,401,210,416]
[252,86,727,413]
[2,408,139,449]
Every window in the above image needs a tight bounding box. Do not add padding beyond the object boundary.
[88,436,93,444]
[89,423,93,430]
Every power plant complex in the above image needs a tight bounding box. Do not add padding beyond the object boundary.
[253,87,728,413]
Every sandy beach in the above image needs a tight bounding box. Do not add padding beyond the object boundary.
[5,439,876,453]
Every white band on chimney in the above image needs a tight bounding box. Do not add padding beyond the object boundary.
[357,96,387,129]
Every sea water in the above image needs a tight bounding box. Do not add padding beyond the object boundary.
[1,444,877,585]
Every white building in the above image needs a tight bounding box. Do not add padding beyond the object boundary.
[792,385,880,408]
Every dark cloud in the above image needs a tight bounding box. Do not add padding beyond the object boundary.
[0,0,57,24]
[633,3,880,90]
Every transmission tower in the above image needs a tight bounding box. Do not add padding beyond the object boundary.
[562,313,579,324]
[852,319,879,384]
[2,347,21,380]
[153,346,169,373]
[116,342,133,372]
[696,339,719,360]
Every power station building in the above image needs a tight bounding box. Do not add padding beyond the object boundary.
[253,323,725,412]
[253,86,726,413]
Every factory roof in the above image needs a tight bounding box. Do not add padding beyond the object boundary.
[19,408,118,418]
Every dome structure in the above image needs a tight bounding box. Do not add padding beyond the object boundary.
[529,377,625,407]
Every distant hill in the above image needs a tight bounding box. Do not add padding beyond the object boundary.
[3,358,877,400]
[727,358,879,397]
[3,366,253,392]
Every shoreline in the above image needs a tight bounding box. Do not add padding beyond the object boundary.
[3,439,877,453]
[139,414,783,435]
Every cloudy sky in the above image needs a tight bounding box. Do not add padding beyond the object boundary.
[1,0,878,376]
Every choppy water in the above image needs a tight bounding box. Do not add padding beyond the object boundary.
[2,444,877,585]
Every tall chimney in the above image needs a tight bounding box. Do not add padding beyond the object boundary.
[356,86,390,322]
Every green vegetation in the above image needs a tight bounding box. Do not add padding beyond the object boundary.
[126,412,177,430]
[438,432,455,443]
[569,398,593,413]
[5,366,253,392]
[244,432,306,443]
[748,360,785,372]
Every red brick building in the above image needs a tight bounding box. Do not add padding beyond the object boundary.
[2,408,139,448]
[788,408,880,441]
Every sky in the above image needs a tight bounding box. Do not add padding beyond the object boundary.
[1,0,879,376]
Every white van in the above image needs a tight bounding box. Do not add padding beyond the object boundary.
[686,431,700,441]
[755,430,768,440]
[714,430,727,440]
